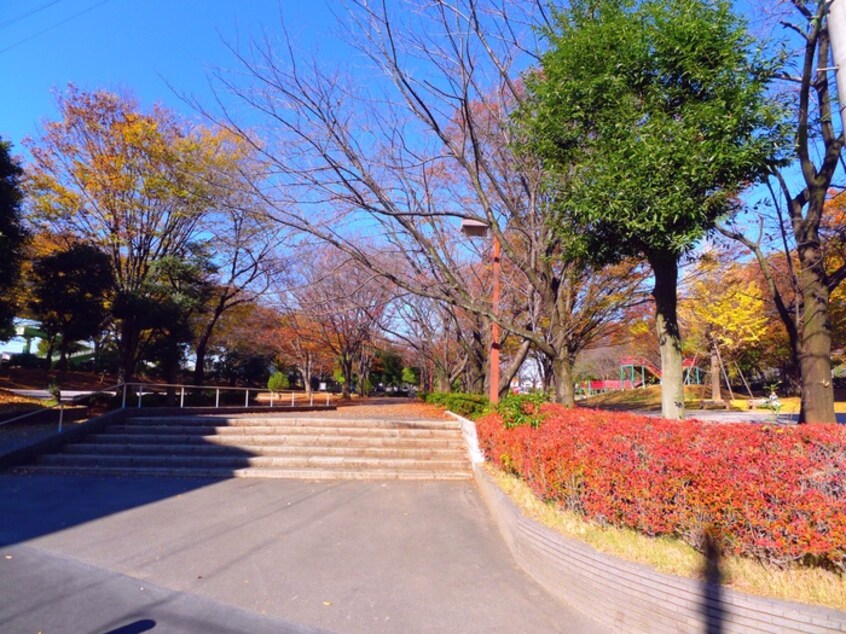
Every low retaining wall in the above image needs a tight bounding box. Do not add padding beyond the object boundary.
[450,413,846,634]
[474,467,846,633]
[0,406,88,426]
[0,408,130,471]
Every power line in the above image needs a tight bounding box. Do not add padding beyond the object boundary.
[0,0,63,30]
[0,0,112,56]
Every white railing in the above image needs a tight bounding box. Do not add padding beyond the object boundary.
[120,382,332,409]
[0,382,125,432]
[0,381,333,433]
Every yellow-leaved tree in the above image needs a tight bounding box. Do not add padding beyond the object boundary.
[680,251,769,402]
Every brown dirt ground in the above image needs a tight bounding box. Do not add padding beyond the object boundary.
[320,397,450,420]
[0,368,118,391]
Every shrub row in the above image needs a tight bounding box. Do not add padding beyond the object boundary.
[475,405,846,571]
[422,391,489,418]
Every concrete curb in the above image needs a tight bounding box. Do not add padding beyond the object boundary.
[450,412,846,633]
[473,465,846,633]
[446,410,485,465]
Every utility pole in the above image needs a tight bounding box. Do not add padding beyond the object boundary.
[830,0,846,132]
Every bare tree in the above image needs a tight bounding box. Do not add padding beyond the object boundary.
[204,0,646,404]
[291,248,393,399]
[718,1,844,422]
[192,206,285,384]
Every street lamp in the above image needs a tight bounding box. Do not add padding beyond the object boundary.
[460,219,501,404]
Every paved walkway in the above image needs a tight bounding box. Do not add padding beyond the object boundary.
[0,473,608,633]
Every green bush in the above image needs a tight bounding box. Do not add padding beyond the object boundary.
[496,392,548,429]
[423,391,489,418]
[267,372,289,392]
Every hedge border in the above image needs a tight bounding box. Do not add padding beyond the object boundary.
[448,412,846,634]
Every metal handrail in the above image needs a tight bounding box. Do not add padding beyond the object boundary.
[0,381,333,431]
[121,382,332,409]
[0,382,125,430]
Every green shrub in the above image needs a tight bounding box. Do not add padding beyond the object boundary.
[267,372,289,392]
[423,391,489,418]
[497,392,548,429]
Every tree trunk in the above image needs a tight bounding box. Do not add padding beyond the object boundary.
[58,343,68,376]
[551,355,576,407]
[118,318,139,383]
[498,339,532,399]
[341,356,353,399]
[193,335,210,385]
[435,371,451,392]
[463,329,487,394]
[710,341,722,403]
[44,338,55,371]
[648,251,685,420]
[797,251,835,422]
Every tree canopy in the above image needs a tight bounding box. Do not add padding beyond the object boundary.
[0,138,27,340]
[521,0,786,417]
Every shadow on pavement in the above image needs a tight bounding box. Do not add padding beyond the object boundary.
[105,619,157,634]
[0,414,260,549]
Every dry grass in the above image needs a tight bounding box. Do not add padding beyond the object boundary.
[0,388,50,418]
[582,386,846,415]
[580,385,713,410]
[487,465,846,612]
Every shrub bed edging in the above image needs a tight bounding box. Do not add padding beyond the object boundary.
[473,464,846,633]
[444,410,846,634]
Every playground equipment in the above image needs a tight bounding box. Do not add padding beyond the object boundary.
[619,356,702,386]
[582,356,703,394]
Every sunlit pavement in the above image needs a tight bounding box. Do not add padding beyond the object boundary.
[0,473,608,634]
[672,410,845,424]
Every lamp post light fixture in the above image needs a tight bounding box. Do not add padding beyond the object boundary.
[460,219,501,404]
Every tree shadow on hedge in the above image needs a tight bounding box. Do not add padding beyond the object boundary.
[701,531,725,634]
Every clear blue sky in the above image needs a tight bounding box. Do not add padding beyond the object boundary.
[0,0,344,152]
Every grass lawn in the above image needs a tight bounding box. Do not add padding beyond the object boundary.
[488,465,846,611]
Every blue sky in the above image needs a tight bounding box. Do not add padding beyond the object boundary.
[0,0,346,152]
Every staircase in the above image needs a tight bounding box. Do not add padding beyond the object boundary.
[21,415,473,480]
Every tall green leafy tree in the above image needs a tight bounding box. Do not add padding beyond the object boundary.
[0,138,27,340]
[522,0,785,418]
[28,243,114,371]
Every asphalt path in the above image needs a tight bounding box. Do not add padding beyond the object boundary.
[0,474,609,634]
[1,544,326,634]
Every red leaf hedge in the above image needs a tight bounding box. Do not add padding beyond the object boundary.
[476,405,846,571]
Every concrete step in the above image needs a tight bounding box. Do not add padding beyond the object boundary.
[21,413,472,481]
[85,433,465,449]
[123,416,460,430]
[18,465,473,480]
[105,424,460,439]
[62,443,468,460]
[37,453,471,472]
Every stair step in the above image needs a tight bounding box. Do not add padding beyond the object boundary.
[124,416,460,430]
[63,443,468,460]
[38,453,470,471]
[17,465,473,480]
[106,424,459,438]
[19,412,472,482]
[86,433,464,448]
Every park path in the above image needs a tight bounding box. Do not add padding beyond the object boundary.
[0,399,609,634]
